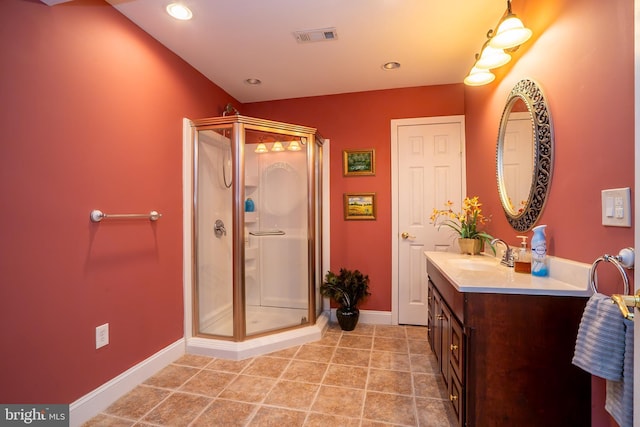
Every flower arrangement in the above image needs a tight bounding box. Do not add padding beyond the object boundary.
[430,196,495,253]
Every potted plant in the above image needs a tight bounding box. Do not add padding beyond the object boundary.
[430,196,495,255]
[320,268,371,331]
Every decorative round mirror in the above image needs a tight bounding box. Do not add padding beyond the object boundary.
[496,79,553,232]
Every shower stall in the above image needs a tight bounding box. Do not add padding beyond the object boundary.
[185,114,326,358]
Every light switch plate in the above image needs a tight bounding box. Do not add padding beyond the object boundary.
[601,187,631,227]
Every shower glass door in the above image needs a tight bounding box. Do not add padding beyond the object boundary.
[194,126,234,337]
[244,128,309,335]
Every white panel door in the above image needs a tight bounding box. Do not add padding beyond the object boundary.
[397,121,463,325]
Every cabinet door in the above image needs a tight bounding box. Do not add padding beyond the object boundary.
[440,303,451,384]
[449,315,464,383]
[433,289,443,367]
[427,281,435,350]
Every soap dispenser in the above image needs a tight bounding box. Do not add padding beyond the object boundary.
[531,225,549,277]
[514,235,531,273]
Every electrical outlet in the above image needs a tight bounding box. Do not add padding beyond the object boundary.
[96,323,109,349]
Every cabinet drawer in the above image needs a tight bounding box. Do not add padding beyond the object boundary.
[449,316,464,382]
[448,370,463,427]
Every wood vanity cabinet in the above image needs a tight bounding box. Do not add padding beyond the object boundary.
[426,258,591,427]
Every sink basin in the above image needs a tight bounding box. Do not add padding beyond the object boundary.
[446,257,499,272]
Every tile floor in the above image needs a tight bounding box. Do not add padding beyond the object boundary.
[83,323,455,426]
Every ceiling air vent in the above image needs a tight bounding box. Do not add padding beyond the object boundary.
[294,28,338,43]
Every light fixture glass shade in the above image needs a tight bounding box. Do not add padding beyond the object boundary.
[287,140,302,151]
[464,67,495,86]
[271,142,285,152]
[166,3,193,20]
[475,46,511,69]
[255,143,268,153]
[489,15,532,49]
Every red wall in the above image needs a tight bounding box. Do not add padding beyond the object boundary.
[245,85,465,310]
[464,0,634,425]
[0,0,235,403]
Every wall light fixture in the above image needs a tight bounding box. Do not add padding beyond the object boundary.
[464,0,531,86]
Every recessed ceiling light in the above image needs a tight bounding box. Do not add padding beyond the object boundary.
[245,78,262,85]
[382,61,401,70]
[166,3,192,20]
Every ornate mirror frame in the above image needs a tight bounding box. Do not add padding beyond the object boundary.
[496,78,554,232]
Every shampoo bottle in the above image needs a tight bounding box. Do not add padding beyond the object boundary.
[514,235,531,274]
[531,225,548,277]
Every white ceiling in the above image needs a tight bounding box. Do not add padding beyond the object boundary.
[104,0,507,103]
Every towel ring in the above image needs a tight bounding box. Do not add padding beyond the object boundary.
[589,248,634,295]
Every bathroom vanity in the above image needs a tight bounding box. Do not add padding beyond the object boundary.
[425,251,592,427]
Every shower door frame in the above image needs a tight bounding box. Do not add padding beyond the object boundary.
[191,115,323,342]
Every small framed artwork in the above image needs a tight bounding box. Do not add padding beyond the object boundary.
[344,193,377,220]
[343,149,375,176]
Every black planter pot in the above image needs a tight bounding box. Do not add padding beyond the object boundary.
[336,306,360,331]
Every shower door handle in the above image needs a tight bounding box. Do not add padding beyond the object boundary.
[214,219,227,237]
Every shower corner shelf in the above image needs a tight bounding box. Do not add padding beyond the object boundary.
[245,212,258,222]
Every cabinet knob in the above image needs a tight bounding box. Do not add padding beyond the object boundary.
[450,394,458,402]
[450,344,458,351]
[436,314,444,320]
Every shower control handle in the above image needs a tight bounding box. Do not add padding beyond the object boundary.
[214,219,227,237]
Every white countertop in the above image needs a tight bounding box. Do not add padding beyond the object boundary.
[424,251,593,297]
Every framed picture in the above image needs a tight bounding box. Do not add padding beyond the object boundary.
[343,149,375,176]
[344,193,376,220]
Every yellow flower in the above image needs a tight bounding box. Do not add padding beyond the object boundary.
[429,196,493,246]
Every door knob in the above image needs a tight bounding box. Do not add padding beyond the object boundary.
[401,232,416,239]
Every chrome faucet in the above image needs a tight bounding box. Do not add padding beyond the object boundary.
[491,238,514,267]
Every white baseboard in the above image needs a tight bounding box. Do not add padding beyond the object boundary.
[328,309,393,325]
[69,339,185,427]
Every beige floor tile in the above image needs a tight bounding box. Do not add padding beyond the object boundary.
[363,391,417,426]
[375,325,407,339]
[415,397,456,427]
[190,399,256,427]
[367,368,413,395]
[180,369,236,397]
[408,339,430,354]
[311,385,365,417]
[373,337,408,353]
[104,385,170,420]
[84,324,457,427]
[282,360,328,383]
[264,380,319,410]
[413,373,448,399]
[249,406,307,426]
[410,353,439,374]
[172,354,214,368]
[313,331,341,346]
[141,392,211,426]
[206,357,253,373]
[267,345,300,359]
[348,323,375,336]
[339,334,373,350]
[295,344,335,363]
[332,347,370,367]
[243,356,291,378]
[81,414,134,427]
[405,325,429,340]
[304,412,360,426]
[219,375,277,403]
[322,364,368,389]
[143,365,200,389]
[369,351,411,371]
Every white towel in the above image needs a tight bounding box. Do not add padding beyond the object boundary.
[572,293,626,380]
[605,318,634,427]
